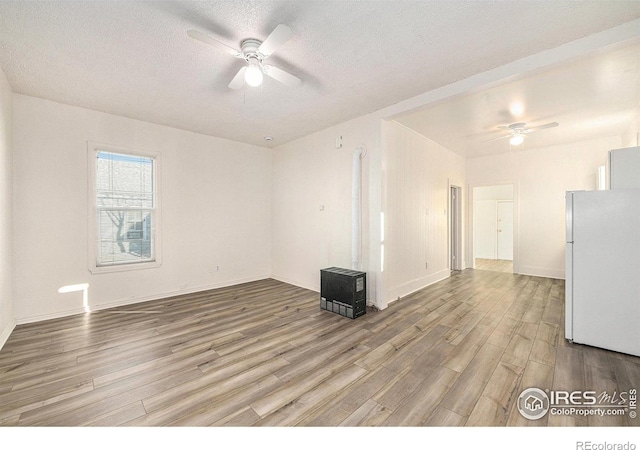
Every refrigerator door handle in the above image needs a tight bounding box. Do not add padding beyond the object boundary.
[565,191,574,342]
[566,191,574,244]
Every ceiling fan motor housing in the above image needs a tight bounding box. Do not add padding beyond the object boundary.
[241,39,264,61]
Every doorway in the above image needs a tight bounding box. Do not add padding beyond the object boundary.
[473,184,514,273]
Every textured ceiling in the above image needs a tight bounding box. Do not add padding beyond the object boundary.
[1,1,640,148]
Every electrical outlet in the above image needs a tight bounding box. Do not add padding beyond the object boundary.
[426,262,429,269]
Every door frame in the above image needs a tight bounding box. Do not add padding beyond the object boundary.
[449,184,463,271]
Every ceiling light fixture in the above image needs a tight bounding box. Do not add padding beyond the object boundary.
[509,102,525,118]
[244,58,263,87]
[509,134,524,146]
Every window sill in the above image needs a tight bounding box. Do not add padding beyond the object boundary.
[89,260,161,274]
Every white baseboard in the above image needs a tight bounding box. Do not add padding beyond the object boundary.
[270,273,319,293]
[387,269,451,306]
[16,275,271,325]
[0,320,16,351]
[517,266,565,280]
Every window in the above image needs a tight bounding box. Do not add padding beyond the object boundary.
[89,143,160,272]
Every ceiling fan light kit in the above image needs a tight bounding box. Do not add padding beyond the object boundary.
[509,134,525,146]
[244,58,264,87]
[495,121,559,147]
[188,24,302,90]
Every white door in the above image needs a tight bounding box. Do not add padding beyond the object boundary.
[497,201,513,260]
[474,200,497,259]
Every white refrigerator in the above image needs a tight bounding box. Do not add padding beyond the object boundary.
[609,146,640,189]
[565,189,640,357]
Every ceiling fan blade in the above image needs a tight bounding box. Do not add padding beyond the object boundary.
[526,122,559,132]
[263,65,302,87]
[187,30,242,58]
[228,66,247,89]
[258,24,293,58]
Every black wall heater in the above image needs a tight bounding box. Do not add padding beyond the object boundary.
[320,267,366,319]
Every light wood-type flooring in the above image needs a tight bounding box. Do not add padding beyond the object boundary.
[1,270,638,427]
[475,258,513,273]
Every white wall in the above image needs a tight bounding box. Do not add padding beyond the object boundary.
[466,136,620,279]
[382,121,465,305]
[474,184,514,201]
[0,67,14,348]
[271,113,382,306]
[271,117,466,310]
[12,95,272,323]
[622,102,640,148]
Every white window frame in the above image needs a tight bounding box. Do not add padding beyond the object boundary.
[88,142,162,274]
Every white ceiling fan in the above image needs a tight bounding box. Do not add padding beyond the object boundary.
[495,121,559,145]
[188,24,302,90]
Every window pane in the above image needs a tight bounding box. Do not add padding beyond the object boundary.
[94,149,156,268]
[98,209,153,265]
[96,151,154,208]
